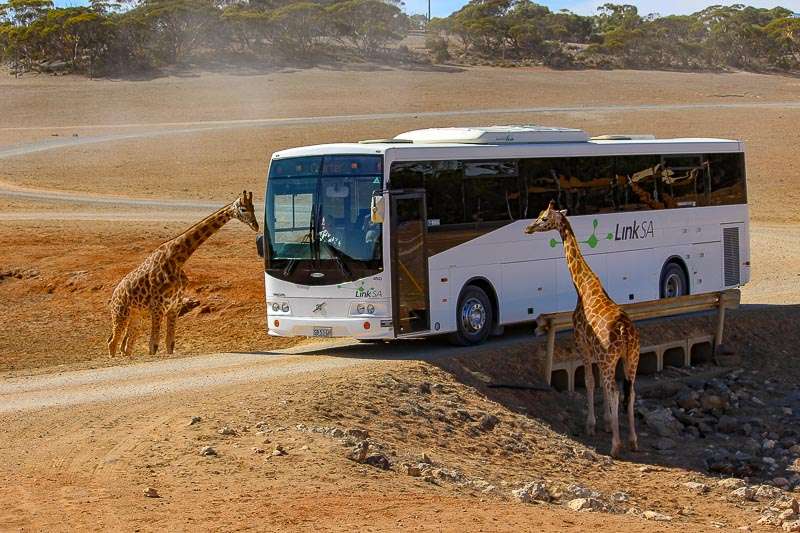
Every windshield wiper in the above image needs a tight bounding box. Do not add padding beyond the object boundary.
[321,241,355,281]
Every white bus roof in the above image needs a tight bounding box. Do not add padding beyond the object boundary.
[271,126,743,160]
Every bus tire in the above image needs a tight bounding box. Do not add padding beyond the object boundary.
[660,261,689,298]
[449,285,493,346]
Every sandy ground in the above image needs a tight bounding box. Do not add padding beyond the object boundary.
[2,66,800,531]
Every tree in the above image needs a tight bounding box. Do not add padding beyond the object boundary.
[328,0,407,55]
[129,0,220,64]
[270,2,325,56]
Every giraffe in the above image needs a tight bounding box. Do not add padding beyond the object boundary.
[107,191,259,357]
[524,201,639,457]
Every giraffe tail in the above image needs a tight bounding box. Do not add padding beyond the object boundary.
[620,321,637,407]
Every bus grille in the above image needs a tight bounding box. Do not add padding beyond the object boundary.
[723,227,740,286]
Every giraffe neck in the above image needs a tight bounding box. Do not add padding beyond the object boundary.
[558,218,599,301]
[168,205,234,265]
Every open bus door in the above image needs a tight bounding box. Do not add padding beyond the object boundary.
[390,191,430,336]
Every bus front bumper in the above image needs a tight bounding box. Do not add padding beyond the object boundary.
[267,316,395,339]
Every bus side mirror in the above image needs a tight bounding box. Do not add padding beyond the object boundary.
[370,195,385,224]
[256,234,264,258]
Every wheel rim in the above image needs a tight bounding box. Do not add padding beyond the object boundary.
[664,272,684,298]
[460,297,486,334]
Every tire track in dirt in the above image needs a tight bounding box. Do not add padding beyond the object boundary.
[1,100,797,209]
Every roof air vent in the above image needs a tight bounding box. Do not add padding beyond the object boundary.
[394,126,589,144]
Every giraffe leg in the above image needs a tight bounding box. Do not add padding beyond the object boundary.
[604,378,622,458]
[107,310,130,357]
[122,312,140,356]
[626,379,638,451]
[584,361,596,437]
[149,308,164,355]
[165,306,178,355]
[602,384,612,433]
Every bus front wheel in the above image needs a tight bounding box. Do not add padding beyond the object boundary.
[449,285,493,346]
[660,262,689,298]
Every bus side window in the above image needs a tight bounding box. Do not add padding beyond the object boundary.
[427,160,465,225]
[660,155,703,208]
[521,158,561,218]
[566,156,616,215]
[707,153,746,206]
[463,160,521,223]
[615,155,663,211]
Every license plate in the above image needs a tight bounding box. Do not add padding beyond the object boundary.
[312,327,333,338]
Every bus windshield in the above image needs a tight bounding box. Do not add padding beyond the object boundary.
[265,155,383,285]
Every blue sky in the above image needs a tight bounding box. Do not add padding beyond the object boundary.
[51,0,800,15]
[402,0,800,17]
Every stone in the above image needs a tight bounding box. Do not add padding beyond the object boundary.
[188,416,201,426]
[512,481,551,503]
[717,415,739,434]
[252,447,265,454]
[641,407,683,437]
[764,439,778,450]
[701,394,727,411]
[676,389,701,410]
[783,521,800,532]
[731,486,756,501]
[345,428,369,440]
[779,509,798,522]
[405,464,422,477]
[478,414,499,432]
[418,382,432,394]
[218,426,236,436]
[755,484,783,499]
[200,446,217,457]
[272,445,287,457]
[364,453,391,470]
[683,481,709,494]
[420,453,433,465]
[455,409,473,421]
[561,483,599,500]
[567,497,605,512]
[643,510,673,521]
[784,407,794,416]
[143,487,159,498]
[775,477,791,488]
[654,437,676,450]
[611,491,630,503]
[718,478,746,490]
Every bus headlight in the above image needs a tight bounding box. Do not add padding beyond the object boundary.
[350,302,384,316]
[269,301,291,315]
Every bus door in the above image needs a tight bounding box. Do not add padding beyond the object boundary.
[390,191,430,336]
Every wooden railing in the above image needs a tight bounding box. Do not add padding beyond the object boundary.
[534,289,741,386]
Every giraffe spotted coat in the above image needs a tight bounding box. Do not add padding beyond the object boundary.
[525,201,639,458]
[107,191,259,357]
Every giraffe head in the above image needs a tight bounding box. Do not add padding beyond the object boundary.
[523,200,567,235]
[232,190,259,232]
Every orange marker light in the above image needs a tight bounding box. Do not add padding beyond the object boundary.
[363,321,371,330]
[274,320,280,328]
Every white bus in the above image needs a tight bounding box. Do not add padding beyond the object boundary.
[260,126,749,345]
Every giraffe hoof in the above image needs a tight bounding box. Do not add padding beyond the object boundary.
[629,439,639,452]
[610,443,623,458]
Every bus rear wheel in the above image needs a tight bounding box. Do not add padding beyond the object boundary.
[660,262,689,298]
[449,285,493,346]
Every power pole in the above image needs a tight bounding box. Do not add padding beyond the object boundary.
[428,0,431,21]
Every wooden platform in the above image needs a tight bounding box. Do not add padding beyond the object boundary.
[535,290,740,391]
